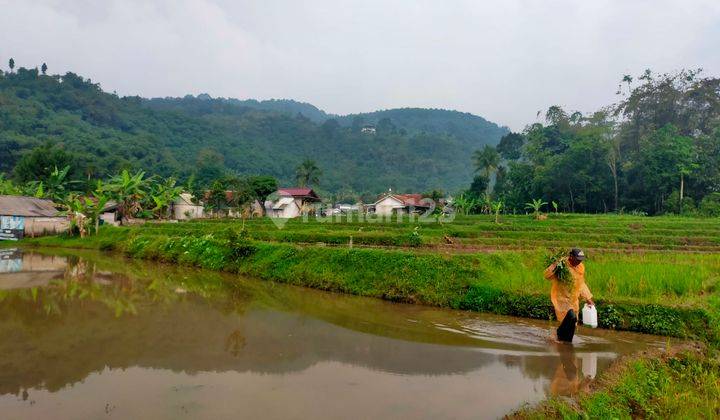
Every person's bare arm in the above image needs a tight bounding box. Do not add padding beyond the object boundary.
[544,263,557,280]
[579,282,594,306]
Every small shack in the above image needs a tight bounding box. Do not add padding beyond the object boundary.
[100,201,120,226]
[0,195,69,240]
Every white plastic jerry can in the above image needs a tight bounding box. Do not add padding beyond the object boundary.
[582,304,598,328]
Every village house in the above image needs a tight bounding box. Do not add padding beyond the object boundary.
[360,125,376,134]
[371,193,432,216]
[170,193,205,220]
[0,195,69,240]
[267,188,321,218]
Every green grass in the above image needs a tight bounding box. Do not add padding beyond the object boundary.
[118,213,720,252]
[514,347,720,419]
[17,217,720,342]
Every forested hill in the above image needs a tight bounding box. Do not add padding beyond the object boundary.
[0,67,507,195]
[145,96,332,123]
[335,108,508,148]
[143,96,508,147]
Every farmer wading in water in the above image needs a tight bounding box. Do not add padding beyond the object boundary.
[544,248,594,342]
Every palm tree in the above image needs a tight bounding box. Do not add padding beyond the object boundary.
[102,170,149,224]
[295,159,322,187]
[473,145,500,179]
[525,198,548,220]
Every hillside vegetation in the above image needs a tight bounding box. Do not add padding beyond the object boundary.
[0,66,507,195]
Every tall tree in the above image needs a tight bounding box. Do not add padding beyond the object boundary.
[473,145,500,179]
[496,132,525,160]
[41,62,48,75]
[12,143,78,185]
[295,159,322,187]
[247,175,278,213]
[8,58,14,73]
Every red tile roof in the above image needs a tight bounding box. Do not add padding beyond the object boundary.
[278,188,314,196]
[277,188,320,201]
[395,194,426,206]
[374,193,431,208]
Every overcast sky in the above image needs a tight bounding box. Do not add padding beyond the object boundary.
[1,0,719,130]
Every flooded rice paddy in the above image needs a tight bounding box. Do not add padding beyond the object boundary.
[0,248,662,419]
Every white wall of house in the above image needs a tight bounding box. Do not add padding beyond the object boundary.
[270,197,302,218]
[172,193,204,220]
[173,203,204,220]
[374,196,406,216]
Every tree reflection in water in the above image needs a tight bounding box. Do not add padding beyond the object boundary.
[0,248,661,415]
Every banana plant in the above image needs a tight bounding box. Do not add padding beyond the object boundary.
[452,194,473,216]
[491,200,504,224]
[148,177,183,219]
[102,170,149,224]
[525,198,548,220]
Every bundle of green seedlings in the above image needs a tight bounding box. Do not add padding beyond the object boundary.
[544,249,571,285]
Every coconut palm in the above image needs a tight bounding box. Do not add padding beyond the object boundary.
[473,145,500,179]
[295,159,322,187]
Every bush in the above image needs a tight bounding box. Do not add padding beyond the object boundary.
[699,192,720,217]
[664,190,696,215]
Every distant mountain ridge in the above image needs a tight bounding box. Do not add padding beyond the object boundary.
[145,95,508,147]
[1,68,508,194]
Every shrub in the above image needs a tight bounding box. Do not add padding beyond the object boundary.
[699,192,720,217]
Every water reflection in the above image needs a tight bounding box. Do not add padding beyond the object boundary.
[0,249,662,419]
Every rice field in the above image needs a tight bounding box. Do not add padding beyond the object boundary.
[130,213,720,252]
[17,213,720,340]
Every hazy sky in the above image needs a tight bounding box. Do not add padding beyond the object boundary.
[1,0,719,130]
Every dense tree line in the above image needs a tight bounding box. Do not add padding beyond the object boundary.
[0,61,506,200]
[466,69,720,216]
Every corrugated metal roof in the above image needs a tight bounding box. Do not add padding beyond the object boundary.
[0,195,61,217]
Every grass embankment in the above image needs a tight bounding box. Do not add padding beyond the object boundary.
[511,345,720,419]
[126,214,720,252]
[20,221,720,342]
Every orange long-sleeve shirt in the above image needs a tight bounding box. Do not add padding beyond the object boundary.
[544,259,593,322]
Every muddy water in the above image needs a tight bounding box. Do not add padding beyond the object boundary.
[0,248,662,419]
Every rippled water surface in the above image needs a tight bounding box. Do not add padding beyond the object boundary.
[0,248,662,419]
